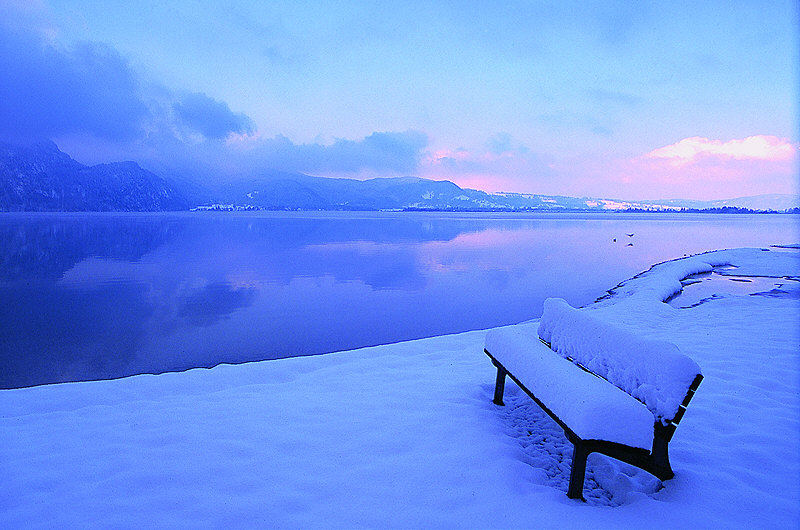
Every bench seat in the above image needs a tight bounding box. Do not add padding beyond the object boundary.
[485,324,654,450]
[484,298,703,500]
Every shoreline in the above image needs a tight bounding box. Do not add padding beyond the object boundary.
[2,246,799,527]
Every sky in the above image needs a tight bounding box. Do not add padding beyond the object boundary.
[0,0,797,200]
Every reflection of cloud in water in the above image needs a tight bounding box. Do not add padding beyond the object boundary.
[3,212,797,389]
[302,228,549,288]
[418,228,552,274]
[301,241,426,291]
[177,283,258,327]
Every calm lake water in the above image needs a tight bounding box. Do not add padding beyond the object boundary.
[1,211,797,388]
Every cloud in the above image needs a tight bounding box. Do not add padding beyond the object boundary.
[418,134,555,192]
[486,132,531,155]
[174,92,255,140]
[0,21,258,155]
[334,131,428,174]
[0,25,149,142]
[232,131,429,177]
[645,135,798,167]
[425,133,532,171]
[577,135,800,200]
[0,19,422,179]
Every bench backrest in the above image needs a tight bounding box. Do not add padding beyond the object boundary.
[537,298,702,424]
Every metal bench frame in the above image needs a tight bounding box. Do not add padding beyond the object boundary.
[485,340,703,500]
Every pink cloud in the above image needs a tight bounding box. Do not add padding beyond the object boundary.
[418,142,556,193]
[606,135,800,200]
[414,135,798,201]
[645,135,798,167]
[423,147,520,167]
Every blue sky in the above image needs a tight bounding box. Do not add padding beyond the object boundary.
[1,0,797,200]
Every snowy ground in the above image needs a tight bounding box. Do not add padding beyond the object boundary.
[2,246,799,528]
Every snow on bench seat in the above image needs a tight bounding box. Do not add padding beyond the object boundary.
[538,298,702,423]
[485,300,704,501]
[485,325,654,450]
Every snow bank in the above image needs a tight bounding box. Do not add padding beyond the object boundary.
[538,298,701,422]
[601,246,800,305]
[2,246,798,528]
[485,324,654,449]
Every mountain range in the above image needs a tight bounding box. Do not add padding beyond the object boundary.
[1,141,797,212]
[212,175,800,212]
[0,141,188,211]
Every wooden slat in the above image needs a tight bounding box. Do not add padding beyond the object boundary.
[671,405,687,425]
[681,389,696,407]
[689,374,704,392]
[673,374,704,421]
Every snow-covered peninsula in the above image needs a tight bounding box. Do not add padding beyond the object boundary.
[2,246,798,528]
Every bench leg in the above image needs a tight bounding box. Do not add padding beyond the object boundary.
[567,442,589,500]
[650,432,675,480]
[492,364,506,406]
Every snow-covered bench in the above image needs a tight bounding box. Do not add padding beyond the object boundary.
[484,298,703,500]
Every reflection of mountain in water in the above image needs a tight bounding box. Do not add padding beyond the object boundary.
[157,214,511,291]
[176,213,492,248]
[0,212,538,389]
[0,215,183,388]
[0,211,509,282]
[0,215,180,281]
[0,213,494,388]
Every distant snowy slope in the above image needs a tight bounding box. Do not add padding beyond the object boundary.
[630,194,799,212]
[708,194,799,211]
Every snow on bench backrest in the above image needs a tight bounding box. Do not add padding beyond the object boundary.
[537,298,702,423]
